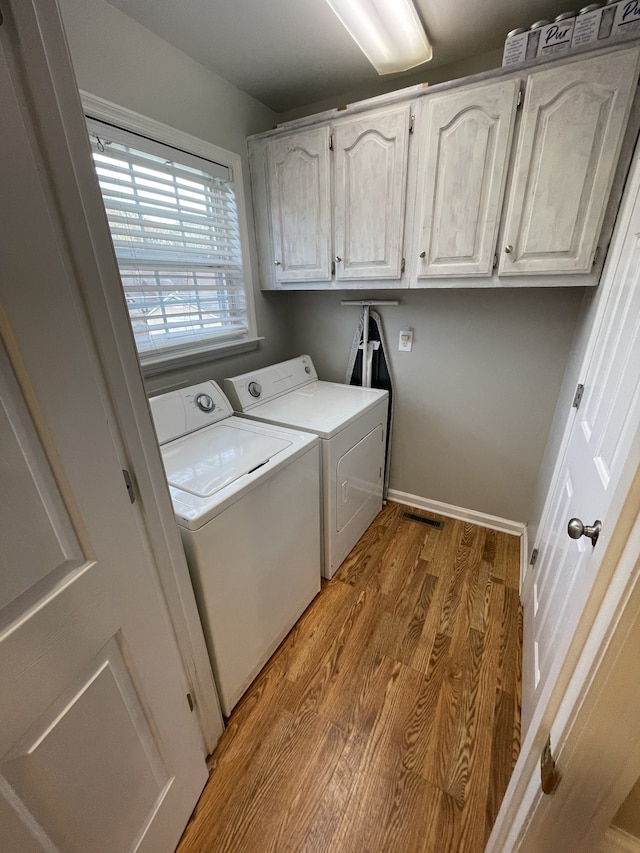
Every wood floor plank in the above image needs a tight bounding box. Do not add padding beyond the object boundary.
[176,502,523,853]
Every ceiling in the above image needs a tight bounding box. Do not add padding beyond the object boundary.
[106,0,574,113]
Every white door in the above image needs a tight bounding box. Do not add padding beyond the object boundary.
[499,48,639,276]
[522,141,640,732]
[334,104,411,280]
[0,5,208,851]
[414,79,519,278]
[266,126,332,282]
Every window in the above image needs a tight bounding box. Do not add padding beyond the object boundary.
[85,109,257,371]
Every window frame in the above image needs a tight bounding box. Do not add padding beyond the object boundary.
[81,92,260,376]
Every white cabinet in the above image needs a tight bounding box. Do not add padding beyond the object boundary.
[266,126,332,283]
[412,79,519,279]
[333,104,411,281]
[249,45,640,290]
[498,48,640,276]
[250,103,413,289]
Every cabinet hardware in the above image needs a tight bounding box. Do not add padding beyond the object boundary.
[517,88,524,108]
[335,255,342,263]
[419,250,426,259]
[274,259,281,266]
[409,113,415,134]
[504,245,513,254]
[493,253,498,269]
[331,260,335,275]
[401,257,406,273]
[530,548,539,567]
[329,133,334,151]
[186,693,194,712]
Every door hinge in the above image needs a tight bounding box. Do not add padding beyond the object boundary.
[541,735,562,795]
[517,88,524,109]
[329,132,334,151]
[331,259,336,276]
[401,257,406,273]
[186,692,195,712]
[493,252,498,270]
[592,246,600,267]
[572,383,585,409]
[530,548,539,567]
[409,113,415,134]
[122,469,135,504]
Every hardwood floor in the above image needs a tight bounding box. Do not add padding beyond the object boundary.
[177,501,522,853]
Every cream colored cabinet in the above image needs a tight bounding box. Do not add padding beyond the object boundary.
[251,103,413,289]
[333,104,411,281]
[412,79,520,279]
[498,48,640,276]
[266,126,332,283]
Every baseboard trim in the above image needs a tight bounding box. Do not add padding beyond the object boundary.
[387,489,526,537]
[601,827,640,853]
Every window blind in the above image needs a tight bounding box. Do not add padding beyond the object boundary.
[86,118,249,362]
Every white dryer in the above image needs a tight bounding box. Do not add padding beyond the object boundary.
[224,356,388,579]
[150,380,321,716]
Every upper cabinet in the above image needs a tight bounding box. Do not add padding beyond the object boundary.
[248,45,640,290]
[498,49,640,276]
[250,103,413,290]
[412,79,519,278]
[266,126,332,283]
[333,105,411,281]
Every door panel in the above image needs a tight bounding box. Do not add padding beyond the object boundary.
[334,104,411,279]
[415,79,519,277]
[499,49,639,275]
[1,5,208,850]
[267,126,332,282]
[522,143,640,731]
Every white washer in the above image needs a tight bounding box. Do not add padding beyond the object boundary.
[224,356,389,579]
[150,380,321,716]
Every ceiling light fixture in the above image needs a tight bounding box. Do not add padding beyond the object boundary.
[324,0,432,75]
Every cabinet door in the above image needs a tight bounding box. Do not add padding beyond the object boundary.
[414,80,519,278]
[334,104,411,280]
[266,126,332,282]
[499,48,640,276]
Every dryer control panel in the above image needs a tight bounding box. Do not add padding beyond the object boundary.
[224,355,318,412]
[150,381,233,444]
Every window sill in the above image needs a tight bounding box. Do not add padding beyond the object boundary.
[141,337,264,378]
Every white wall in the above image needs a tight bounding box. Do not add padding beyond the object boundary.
[288,288,583,523]
[57,0,287,393]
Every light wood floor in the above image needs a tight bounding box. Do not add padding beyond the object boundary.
[177,501,522,853]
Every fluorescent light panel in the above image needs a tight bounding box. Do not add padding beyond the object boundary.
[325,0,432,75]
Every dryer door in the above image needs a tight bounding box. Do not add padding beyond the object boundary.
[336,424,384,533]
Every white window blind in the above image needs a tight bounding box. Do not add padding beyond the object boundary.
[86,118,251,363]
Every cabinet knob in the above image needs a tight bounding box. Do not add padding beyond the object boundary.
[274,259,281,266]
[504,245,513,255]
[419,251,426,259]
[335,256,342,263]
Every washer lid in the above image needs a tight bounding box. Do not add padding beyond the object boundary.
[161,422,292,497]
[242,381,388,438]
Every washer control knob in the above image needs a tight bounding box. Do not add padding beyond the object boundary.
[248,381,262,398]
[195,393,215,413]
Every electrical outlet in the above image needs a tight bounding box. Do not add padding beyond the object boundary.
[399,329,413,352]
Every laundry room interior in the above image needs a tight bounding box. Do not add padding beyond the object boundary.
[3,0,640,850]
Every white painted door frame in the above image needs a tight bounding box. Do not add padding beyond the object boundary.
[488,140,640,850]
[11,0,223,751]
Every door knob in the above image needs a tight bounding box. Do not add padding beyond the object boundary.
[567,517,602,546]
[504,244,513,254]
